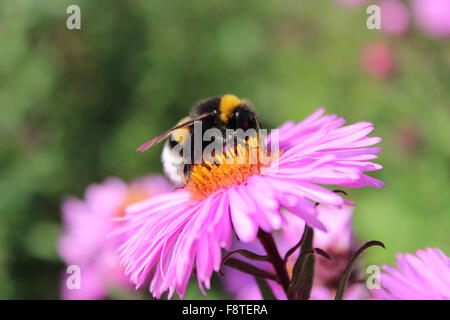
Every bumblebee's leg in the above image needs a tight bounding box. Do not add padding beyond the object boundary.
[182,163,192,182]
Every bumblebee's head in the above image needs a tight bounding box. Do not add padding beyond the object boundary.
[217,94,260,130]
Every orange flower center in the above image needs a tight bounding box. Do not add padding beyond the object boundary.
[186,137,278,200]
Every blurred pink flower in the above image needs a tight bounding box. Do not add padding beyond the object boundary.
[114,109,383,299]
[413,0,450,37]
[361,41,395,79]
[380,0,410,35]
[58,175,172,300]
[224,205,369,300]
[376,248,450,299]
[334,0,368,6]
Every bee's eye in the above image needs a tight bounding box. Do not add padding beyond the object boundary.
[235,110,250,130]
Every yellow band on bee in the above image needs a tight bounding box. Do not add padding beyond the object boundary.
[219,94,241,123]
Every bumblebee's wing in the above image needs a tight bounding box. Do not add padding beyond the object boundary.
[136,113,212,152]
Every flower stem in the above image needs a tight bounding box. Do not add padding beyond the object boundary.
[257,230,291,298]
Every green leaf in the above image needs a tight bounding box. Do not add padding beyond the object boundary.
[287,225,315,300]
[222,249,272,264]
[298,254,315,300]
[222,258,278,282]
[256,278,277,300]
[284,224,308,263]
[335,240,385,300]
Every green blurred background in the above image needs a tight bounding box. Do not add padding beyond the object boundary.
[0,0,449,299]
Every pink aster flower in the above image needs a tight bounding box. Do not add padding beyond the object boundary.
[223,205,369,300]
[376,248,450,300]
[115,108,383,299]
[334,0,368,7]
[380,0,410,35]
[58,175,172,299]
[413,0,450,37]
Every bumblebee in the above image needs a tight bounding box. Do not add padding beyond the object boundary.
[137,94,261,185]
